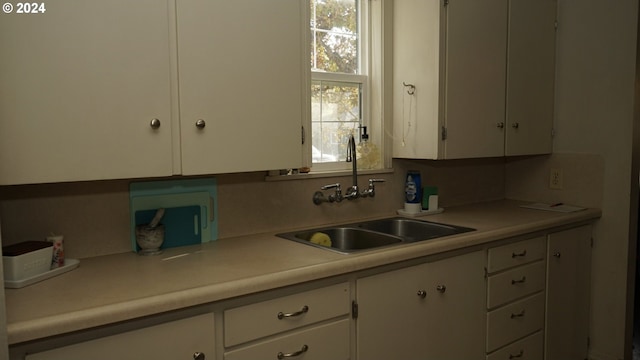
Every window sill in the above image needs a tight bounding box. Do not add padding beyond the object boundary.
[265,168,394,182]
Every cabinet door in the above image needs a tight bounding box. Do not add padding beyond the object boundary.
[505,0,556,156]
[392,0,442,160]
[545,225,592,360]
[356,262,430,360]
[443,0,508,159]
[0,0,173,185]
[177,0,307,175]
[423,250,486,359]
[356,251,486,360]
[25,313,215,360]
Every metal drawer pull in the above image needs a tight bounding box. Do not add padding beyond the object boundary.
[277,305,309,320]
[553,252,562,258]
[511,250,527,258]
[417,290,427,298]
[510,310,526,319]
[277,344,309,359]
[436,285,446,293]
[511,276,527,285]
[509,350,524,359]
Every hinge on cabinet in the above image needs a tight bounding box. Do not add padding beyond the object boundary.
[352,300,359,319]
[441,126,447,141]
[301,126,305,145]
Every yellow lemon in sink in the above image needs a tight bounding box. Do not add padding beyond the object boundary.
[309,232,332,247]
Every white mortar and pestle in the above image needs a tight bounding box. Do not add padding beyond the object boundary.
[135,208,166,255]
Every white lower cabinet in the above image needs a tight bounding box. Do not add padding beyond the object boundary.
[224,319,349,360]
[486,331,543,360]
[25,313,215,360]
[485,226,592,360]
[545,225,592,360]
[486,237,546,357]
[223,283,351,360]
[356,250,486,360]
[486,293,545,352]
[12,224,595,360]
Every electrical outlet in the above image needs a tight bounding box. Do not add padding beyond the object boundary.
[549,168,563,189]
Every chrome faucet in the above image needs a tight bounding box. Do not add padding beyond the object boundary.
[312,133,385,205]
[344,134,359,200]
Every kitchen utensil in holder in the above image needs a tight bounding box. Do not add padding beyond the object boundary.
[135,224,165,255]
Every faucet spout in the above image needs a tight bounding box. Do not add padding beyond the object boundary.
[345,134,359,199]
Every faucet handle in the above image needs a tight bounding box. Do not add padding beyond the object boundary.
[321,183,341,191]
[362,178,385,197]
[320,183,343,202]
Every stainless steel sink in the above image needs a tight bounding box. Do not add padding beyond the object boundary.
[278,227,403,254]
[276,217,475,254]
[355,217,475,242]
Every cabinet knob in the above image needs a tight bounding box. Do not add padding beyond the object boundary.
[496,122,505,129]
[512,122,520,129]
[553,252,561,258]
[417,290,427,298]
[195,119,206,129]
[436,285,446,293]
[150,118,161,129]
[193,352,205,360]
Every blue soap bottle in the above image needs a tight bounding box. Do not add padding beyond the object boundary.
[405,170,422,204]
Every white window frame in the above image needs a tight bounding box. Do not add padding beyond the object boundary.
[310,0,383,173]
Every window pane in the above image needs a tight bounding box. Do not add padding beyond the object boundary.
[311,80,361,162]
[311,0,358,74]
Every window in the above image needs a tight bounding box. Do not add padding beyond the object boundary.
[310,0,370,170]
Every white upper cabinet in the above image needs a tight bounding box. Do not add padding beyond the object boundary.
[176,0,308,175]
[443,0,508,159]
[0,0,308,185]
[393,0,556,160]
[0,0,174,185]
[505,0,557,156]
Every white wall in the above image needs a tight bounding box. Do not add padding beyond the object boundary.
[553,1,638,358]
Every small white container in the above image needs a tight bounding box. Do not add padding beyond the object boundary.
[3,241,53,282]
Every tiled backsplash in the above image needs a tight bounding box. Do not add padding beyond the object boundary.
[0,154,601,259]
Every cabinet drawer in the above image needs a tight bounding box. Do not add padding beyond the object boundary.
[26,313,215,360]
[486,331,543,360]
[486,293,545,352]
[224,319,350,360]
[488,236,546,273]
[487,261,545,309]
[224,282,350,346]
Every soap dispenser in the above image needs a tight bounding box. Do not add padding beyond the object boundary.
[356,126,381,170]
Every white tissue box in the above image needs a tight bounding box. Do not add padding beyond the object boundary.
[3,241,53,281]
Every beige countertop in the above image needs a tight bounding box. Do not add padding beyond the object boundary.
[5,200,601,345]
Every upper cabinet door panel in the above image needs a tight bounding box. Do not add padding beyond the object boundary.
[505,0,556,156]
[0,0,173,185]
[177,0,307,175]
[444,0,508,159]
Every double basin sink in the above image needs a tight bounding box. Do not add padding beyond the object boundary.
[276,217,475,254]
